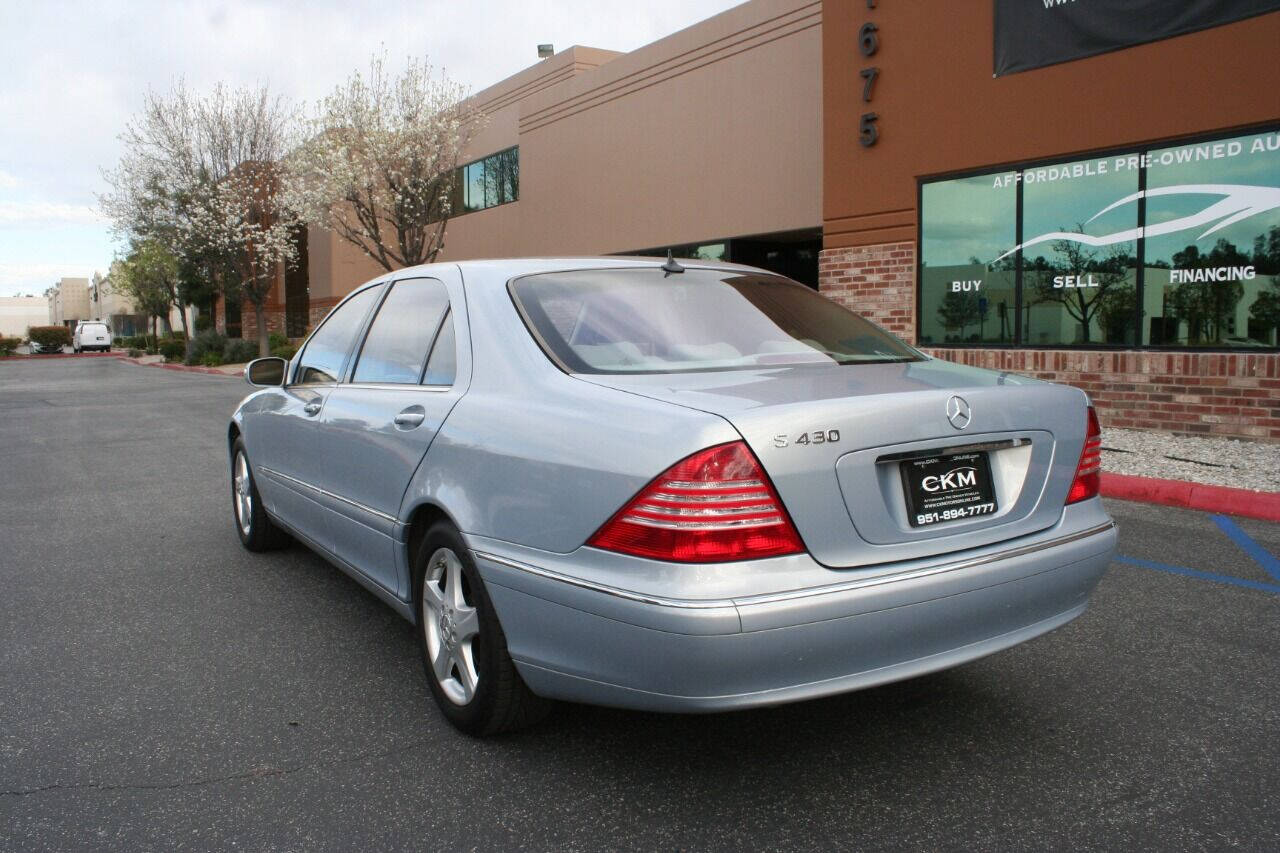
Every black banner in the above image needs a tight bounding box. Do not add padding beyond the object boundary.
[994,0,1280,76]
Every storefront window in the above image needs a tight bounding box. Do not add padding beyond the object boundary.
[1143,130,1280,347]
[1021,155,1138,346]
[918,174,1016,345]
[917,126,1280,351]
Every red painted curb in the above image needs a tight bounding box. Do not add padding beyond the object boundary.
[1100,472,1280,522]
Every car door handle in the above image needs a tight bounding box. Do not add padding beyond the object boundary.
[303,402,322,416]
[394,407,426,429]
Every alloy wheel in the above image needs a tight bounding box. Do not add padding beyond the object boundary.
[233,452,253,536]
[421,547,482,705]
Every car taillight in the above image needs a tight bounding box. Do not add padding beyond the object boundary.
[588,441,805,563]
[1066,406,1102,504]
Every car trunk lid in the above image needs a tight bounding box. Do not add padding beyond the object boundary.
[576,358,1089,568]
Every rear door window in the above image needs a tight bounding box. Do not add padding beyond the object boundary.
[352,278,450,384]
[295,285,382,384]
[422,310,456,386]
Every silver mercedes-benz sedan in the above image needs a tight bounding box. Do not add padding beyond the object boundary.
[229,258,1116,734]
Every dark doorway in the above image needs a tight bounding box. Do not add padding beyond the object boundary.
[729,230,822,288]
[224,290,242,339]
[624,228,823,289]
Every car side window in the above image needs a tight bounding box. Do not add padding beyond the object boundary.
[422,310,456,386]
[351,278,450,384]
[294,286,382,384]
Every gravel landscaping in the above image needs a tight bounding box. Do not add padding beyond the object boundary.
[1101,428,1280,493]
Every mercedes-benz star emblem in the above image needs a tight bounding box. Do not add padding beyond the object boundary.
[946,395,972,430]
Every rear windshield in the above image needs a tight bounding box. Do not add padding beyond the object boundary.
[510,267,921,374]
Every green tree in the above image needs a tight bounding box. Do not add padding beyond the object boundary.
[937,290,981,341]
[1030,226,1133,345]
[113,249,175,345]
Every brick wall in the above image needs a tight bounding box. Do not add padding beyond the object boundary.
[819,241,1280,442]
[926,349,1280,441]
[818,242,915,339]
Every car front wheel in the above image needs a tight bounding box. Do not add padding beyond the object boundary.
[231,438,289,551]
[415,521,549,735]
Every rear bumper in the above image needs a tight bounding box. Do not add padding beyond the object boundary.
[475,519,1117,712]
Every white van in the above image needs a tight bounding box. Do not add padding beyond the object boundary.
[73,321,112,353]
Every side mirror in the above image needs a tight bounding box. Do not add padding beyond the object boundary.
[245,357,288,387]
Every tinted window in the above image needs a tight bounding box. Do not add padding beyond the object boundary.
[353,279,450,384]
[917,126,1280,351]
[918,174,1016,346]
[1022,155,1138,346]
[1144,130,1280,347]
[512,268,920,374]
[423,311,456,386]
[295,286,381,384]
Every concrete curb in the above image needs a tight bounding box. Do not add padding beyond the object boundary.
[117,355,238,376]
[1100,472,1280,523]
[1,351,118,360]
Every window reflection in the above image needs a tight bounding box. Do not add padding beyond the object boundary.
[1144,130,1280,347]
[918,174,1016,345]
[454,147,519,216]
[916,126,1279,350]
[1021,156,1137,346]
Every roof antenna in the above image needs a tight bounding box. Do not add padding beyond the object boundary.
[661,249,685,276]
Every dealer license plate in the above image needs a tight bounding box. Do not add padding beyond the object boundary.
[901,450,997,528]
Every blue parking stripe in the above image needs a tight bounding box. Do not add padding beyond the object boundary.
[1212,515,1280,583]
[1117,556,1280,596]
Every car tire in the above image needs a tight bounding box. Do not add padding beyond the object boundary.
[415,521,551,735]
[231,438,289,552]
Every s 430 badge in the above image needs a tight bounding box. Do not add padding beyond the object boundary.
[773,430,840,448]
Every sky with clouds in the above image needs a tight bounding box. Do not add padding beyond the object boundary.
[0,0,743,296]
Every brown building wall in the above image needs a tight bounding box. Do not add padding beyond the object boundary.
[820,1,1280,441]
[312,0,823,297]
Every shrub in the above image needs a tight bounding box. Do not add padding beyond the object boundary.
[28,325,71,348]
[268,332,289,350]
[222,339,258,364]
[271,343,298,360]
[159,338,187,362]
[200,351,224,367]
[0,335,21,355]
[186,330,227,365]
[194,315,213,332]
[127,348,143,358]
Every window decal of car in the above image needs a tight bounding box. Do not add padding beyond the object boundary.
[993,183,1280,262]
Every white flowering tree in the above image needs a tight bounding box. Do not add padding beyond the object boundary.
[103,82,300,356]
[285,52,481,271]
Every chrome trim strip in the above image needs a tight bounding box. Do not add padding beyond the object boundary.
[877,437,1032,464]
[473,520,1116,612]
[258,466,399,524]
[343,382,453,392]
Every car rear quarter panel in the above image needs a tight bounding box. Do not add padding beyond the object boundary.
[398,265,740,554]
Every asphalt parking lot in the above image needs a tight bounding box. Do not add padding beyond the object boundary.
[2,357,1278,851]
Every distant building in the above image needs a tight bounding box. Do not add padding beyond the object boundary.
[0,295,50,338]
[90,271,147,337]
[46,277,92,328]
